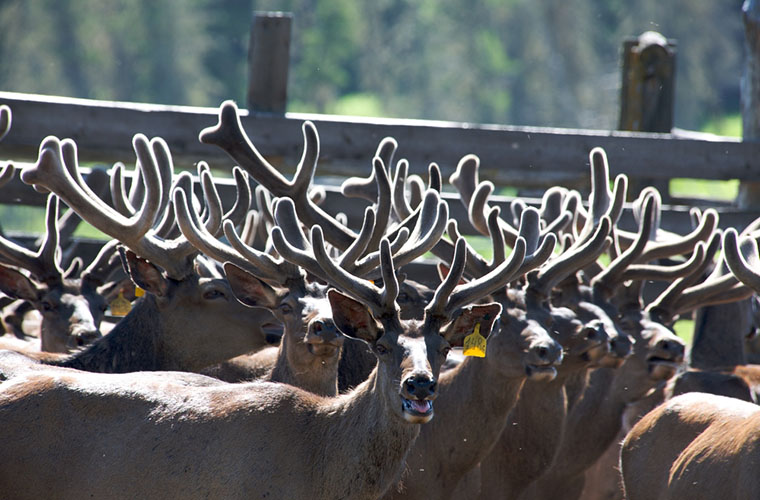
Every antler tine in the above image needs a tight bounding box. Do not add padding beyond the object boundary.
[449,154,480,208]
[174,185,288,282]
[724,228,760,293]
[511,199,526,228]
[392,159,413,220]
[428,163,442,192]
[590,192,657,294]
[531,216,612,296]
[364,156,393,254]
[446,219,490,278]
[340,137,397,201]
[576,147,628,244]
[511,209,559,279]
[451,155,521,247]
[0,194,63,282]
[369,189,448,274]
[644,238,714,320]
[80,239,123,287]
[0,163,15,189]
[22,135,167,255]
[426,238,468,319]
[635,208,718,263]
[447,237,528,316]
[309,227,399,319]
[221,166,252,229]
[200,100,358,250]
[539,187,573,237]
[0,105,10,142]
[408,175,424,209]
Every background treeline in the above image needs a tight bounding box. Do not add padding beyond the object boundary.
[0,0,744,131]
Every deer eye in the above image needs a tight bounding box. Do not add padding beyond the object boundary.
[40,300,54,312]
[279,303,293,315]
[203,289,225,300]
[375,344,390,355]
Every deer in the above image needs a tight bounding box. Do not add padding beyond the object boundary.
[0,207,511,499]
[177,164,450,396]
[520,186,697,500]
[415,149,617,499]
[0,195,125,353]
[17,132,278,372]
[616,229,760,498]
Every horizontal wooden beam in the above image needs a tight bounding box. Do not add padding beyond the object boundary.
[2,92,759,189]
[3,165,757,239]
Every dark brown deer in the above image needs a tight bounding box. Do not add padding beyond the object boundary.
[446,148,619,499]
[0,220,506,498]
[0,195,125,352]
[521,189,692,500]
[18,134,277,372]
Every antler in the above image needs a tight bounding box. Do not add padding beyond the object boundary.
[21,135,211,279]
[723,228,760,293]
[0,194,63,283]
[200,100,361,251]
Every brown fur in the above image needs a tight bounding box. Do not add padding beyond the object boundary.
[384,297,563,500]
[0,290,476,499]
[621,392,760,500]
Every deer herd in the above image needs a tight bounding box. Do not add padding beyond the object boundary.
[0,100,759,499]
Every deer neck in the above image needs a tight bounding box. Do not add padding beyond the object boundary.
[394,354,525,498]
[544,367,628,479]
[480,375,569,499]
[269,334,340,397]
[316,367,422,500]
[53,296,165,373]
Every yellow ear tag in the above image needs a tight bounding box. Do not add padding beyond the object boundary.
[134,286,145,297]
[463,323,487,358]
[109,291,132,317]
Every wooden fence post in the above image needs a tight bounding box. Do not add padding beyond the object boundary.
[619,31,676,201]
[738,0,760,209]
[247,12,292,113]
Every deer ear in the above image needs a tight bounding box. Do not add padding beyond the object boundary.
[328,289,381,344]
[223,263,280,309]
[119,248,169,297]
[442,302,502,347]
[0,265,42,302]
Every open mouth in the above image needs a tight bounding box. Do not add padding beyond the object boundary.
[306,343,341,357]
[525,363,558,381]
[401,397,434,422]
[647,357,681,379]
[580,343,609,364]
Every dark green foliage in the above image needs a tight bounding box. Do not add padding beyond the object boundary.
[0,0,745,129]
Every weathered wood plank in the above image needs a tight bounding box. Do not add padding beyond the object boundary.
[1,92,758,189]
[3,166,757,238]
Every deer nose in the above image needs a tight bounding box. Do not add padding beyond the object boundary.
[583,324,607,344]
[311,320,341,344]
[609,334,633,359]
[528,338,563,366]
[654,338,685,361]
[402,374,437,400]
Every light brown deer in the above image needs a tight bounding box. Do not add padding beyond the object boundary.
[620,391,760,500]
[18,134,277,372]
[0,219,507,498]
[619,229,760,499]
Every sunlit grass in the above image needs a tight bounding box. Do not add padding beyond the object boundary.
[669,178,739,202]
[672,318,694,347]
[701,113,741,138]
